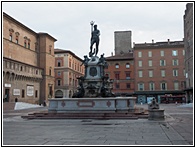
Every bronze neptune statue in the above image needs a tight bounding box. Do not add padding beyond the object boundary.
[89,21,100,57]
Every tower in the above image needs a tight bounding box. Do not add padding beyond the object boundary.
[114,31,132,55]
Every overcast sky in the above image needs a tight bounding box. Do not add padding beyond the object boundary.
[3,2,188,58]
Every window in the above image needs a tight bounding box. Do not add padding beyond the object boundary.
[138,83,144,91]
[126,83,130,89]
[183,50,185,56]
[49,67,52,76]
[28,42,30,49]
[173,59,178,66]
[115,63,119,69]
[35,90,38,98]
[173,69,178,76]
[160,60,166,66]
[125,72,130,79]
[148,51,152,57]
[69,59,71,67]
[172,50,178,56]
[188,61,190,71]
[49,85,53,97]
[138,71,143,77]
[149,82,154,91]
[138,61,142,67]
[138,52,142,57]
[49,45,52,54]
[57,80,61,86]
[115,73,120,80]
[160,51,164,57]
[149,70,153,77]
[57,60,61,67]
[161,70,165,77]
[126,63,130,68]
[24,42,27,48]
[15,32,19,44]
[181,81,185,89]
[115,83,120,89]
[11,63,14,69]
[174,82,179,90]
[161,82,167,90]
[22,89,25,98]
[9,34,12,41]
[58,71,61,76]
[20,66,23,71]
[16,38,18,44]
[148,60,152,67]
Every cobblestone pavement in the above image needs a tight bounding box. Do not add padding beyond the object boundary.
[2,104,194,146]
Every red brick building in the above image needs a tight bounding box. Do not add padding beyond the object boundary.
[105,53,135,96]
[134,40,186,103]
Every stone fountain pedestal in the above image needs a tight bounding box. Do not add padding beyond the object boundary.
[48,97,136,113]
[148,98,165,120]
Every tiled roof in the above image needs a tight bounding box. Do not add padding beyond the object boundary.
[106,53,134,61]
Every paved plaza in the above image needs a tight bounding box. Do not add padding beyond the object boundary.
[3,104,194,146]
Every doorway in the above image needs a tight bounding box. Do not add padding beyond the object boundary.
[4,89,9,102]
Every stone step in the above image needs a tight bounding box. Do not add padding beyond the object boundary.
[21,115,139,120]
[21,112,148,120]
[3,102,15,111]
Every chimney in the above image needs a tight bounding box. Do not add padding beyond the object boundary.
[111,52,113,56]
[168,39,170,44]
[152,39,154,44]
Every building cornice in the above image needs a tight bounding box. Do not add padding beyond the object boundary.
[134,41,184,49]
[3,12,37,36]
[3,12,57,41]
[54,48,83,62]
[38,33,57,42]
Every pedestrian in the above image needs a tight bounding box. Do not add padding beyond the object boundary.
[43,100,46,107]
[15,98,18,102]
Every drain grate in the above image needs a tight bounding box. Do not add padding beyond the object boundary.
[83,123,111,125]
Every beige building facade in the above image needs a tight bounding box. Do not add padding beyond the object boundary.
[54,49,84,98]
[3,12,57,104]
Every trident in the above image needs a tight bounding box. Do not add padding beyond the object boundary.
[90,21,94,33]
